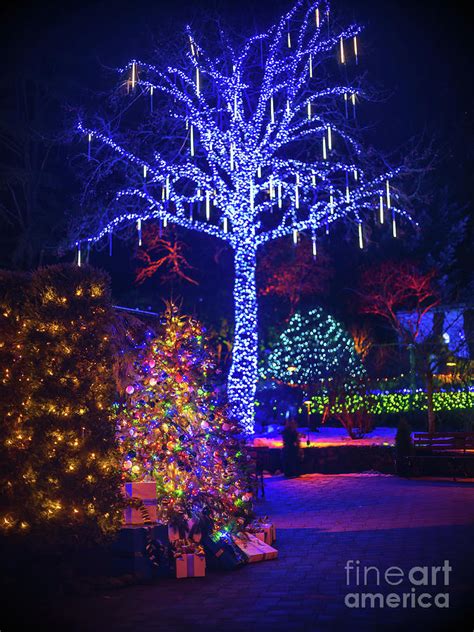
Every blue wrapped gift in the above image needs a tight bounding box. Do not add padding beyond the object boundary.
[201,533,246,571]
[110,524,171,578]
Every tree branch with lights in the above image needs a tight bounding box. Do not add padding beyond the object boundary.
[73,0,417,433]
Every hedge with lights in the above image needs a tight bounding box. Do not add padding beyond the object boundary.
[0,265,123,542]
[265,307,364,386]
[310,388,474,416]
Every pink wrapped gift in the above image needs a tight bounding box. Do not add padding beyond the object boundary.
[233,532,278,563]
[175,553,206,578]
[247,521,276,545]
[122,481,158,525]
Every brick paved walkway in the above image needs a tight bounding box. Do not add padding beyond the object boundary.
[62,475,474,631]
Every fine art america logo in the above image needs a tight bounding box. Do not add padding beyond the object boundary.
[344,560,451,609]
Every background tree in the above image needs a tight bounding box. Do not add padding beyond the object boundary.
[265,307,364,386]
[407,184,471,302]
[258,238,332,318]
[357,260,441,432]
[72,0,416,433]
[357,261,439,342]
[0,66,68,269]
[349,325,372,361]
[135,224,197,286]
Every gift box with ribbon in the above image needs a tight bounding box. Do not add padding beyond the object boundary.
[232,532,278,563]
[122,481,158,525]
[110,524,171,579]
[201,532,247,571]
[246,517,276,545]
[173,540,206,578]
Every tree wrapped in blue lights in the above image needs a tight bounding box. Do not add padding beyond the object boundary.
[265,307,364,386]
[74,0,414,433]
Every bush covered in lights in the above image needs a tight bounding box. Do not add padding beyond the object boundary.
[0,265,123,542]
[116,303,253,535]
[265,307,364,386]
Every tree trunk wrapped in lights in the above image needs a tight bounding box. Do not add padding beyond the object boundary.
[73,1,415,433]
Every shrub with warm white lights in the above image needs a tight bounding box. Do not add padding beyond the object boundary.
[0,265,123,544]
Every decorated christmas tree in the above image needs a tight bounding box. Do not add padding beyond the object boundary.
[265,307,364,386]
[116,304,253,535]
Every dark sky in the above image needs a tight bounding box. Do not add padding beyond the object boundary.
[1,0,472,311]
[3,0,471,159]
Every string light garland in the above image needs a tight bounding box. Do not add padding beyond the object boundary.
[75,1,415,433]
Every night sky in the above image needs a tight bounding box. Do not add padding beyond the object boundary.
[3,0,471,160]
[1,0,472,319]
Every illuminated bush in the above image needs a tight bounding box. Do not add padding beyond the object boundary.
[265,307,364,386]
[0,265,123,543]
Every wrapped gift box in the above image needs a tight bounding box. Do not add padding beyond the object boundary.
[175,552,206,578]
[202,533,246,571]
[110,524,171,579]
[233,532,278,563]
[247,521,276,545]
[122,481,158,525]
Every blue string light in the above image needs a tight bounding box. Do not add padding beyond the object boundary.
[75,0,416,433]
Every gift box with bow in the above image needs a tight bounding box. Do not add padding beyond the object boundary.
[232,532,278,563]
[172,539,206,578]
[246,516,276,545]
[122,481,158,525]
[201,532,247,571]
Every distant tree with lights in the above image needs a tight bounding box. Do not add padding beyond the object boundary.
[265,307,364,386]
[73,0,415,433]
[116,303,252,534]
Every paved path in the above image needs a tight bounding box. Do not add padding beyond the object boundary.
[56,475,474,630]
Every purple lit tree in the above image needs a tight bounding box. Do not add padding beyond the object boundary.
[73,1,415,433]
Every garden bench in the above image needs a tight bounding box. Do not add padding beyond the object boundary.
[407,432,474,480]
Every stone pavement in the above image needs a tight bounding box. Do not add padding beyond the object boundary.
[55,475,474,631]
